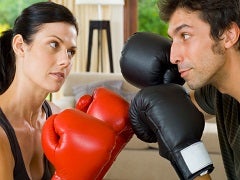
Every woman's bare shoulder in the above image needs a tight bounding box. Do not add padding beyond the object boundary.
[0,127,12,150]
[0,127,14,179]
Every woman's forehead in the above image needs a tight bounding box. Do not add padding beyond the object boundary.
[33,22,77,39]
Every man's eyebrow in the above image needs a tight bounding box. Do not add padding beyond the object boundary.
[169,24,192,38]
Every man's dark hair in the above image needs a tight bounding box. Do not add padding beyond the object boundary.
[158,0,240,50]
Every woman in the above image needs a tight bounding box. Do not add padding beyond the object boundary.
[0,2,78,179]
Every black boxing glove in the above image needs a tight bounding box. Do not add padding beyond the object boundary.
[130,84,214,180]
[120,32,184,88]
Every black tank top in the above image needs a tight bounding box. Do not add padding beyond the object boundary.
[0,101,52,180]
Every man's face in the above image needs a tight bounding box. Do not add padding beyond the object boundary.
[168,8,226,90]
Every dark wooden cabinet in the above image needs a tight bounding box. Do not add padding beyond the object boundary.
[124,0,138,42]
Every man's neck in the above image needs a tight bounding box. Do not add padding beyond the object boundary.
[214,50,240,102]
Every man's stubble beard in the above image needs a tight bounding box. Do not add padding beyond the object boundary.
[187,41,226,90]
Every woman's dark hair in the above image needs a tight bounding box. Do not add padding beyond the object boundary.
[0,2,78,94]
[158,0,240,50]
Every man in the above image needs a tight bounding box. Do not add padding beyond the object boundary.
[158,0,240,179]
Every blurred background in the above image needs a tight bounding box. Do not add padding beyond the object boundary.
[0,0,168,74]
[0,0,168,37]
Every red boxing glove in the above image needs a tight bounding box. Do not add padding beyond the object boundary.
[75,87,134,179]
[41,109,116,180]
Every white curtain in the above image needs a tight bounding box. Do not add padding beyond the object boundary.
[50,0,124,73]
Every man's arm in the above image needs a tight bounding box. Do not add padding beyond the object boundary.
[188,89,215,121]
[188,90,213,180]
[195,174,212,180]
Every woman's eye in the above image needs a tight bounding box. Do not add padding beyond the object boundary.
[67,50,76,57]
[49,42,58,48]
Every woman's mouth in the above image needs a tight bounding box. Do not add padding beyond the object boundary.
[50,72,65,81]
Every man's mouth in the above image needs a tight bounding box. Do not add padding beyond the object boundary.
[179,68,191,78]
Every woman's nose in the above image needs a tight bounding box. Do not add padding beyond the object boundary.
[58,50,71,67]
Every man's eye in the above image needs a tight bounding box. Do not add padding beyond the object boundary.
[50,42,58,48]
[182,33,190,40]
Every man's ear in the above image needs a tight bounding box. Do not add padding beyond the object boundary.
[12,34,26,57]
[224,22,239,49]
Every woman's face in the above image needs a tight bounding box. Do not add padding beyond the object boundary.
[19,22,77,93]
[168,8,226,90]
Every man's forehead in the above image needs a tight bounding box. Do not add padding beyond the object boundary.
[167,9,201,36]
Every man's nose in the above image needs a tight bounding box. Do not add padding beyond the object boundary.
[170,42,183,64]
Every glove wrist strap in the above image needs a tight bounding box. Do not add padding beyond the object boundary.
[173,141,214,180]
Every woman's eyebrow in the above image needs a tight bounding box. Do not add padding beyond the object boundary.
[50,35,64,43]
[49,35,77,48]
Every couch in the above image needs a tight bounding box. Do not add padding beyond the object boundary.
[52,72,227,180]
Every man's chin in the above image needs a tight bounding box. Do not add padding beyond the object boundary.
[186,81,203,90]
